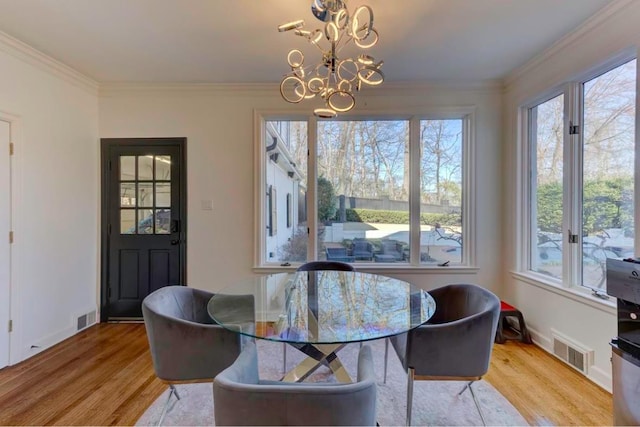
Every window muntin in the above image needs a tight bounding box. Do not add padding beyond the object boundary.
[260,115,471,267]
[581,59,636,290]
[523,58,636,292]
[529,94,564,280]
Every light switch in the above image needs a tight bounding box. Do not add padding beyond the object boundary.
[201,200,213,210]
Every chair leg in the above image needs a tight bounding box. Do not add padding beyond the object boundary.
[406,367,414,426]
[157,384,180,426]
[458,381,486,426]
[383,338,389,384]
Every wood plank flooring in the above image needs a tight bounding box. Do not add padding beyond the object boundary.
[0,324,612,426]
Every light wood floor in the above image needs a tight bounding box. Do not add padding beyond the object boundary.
[0,323,612,426]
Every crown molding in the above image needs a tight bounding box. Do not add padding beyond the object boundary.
[504,0,636,89]
[0,30,98,95]
[99,79,503,98]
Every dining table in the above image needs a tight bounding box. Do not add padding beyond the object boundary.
[207,270,436,383]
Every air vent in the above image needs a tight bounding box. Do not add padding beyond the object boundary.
[76,310,97,331]
[551,329,592,374]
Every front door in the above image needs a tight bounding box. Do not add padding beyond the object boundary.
[101,138,186,320]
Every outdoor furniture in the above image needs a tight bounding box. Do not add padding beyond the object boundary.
[141,285,243,425]
[325,247,355,262]
[213,341,378,426]
[380,240,404,261]
[385,283,500,426]
[352,239,374,261]
[374,254,397,263]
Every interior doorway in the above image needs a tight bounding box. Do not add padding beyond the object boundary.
[0,119,11,368]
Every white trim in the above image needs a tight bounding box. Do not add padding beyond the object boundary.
[511,271,616,315]
[254,266,480,275]
[504,0,637,89]
[21,324,76,361]
[0,111,22,366]
[0,30,98,95]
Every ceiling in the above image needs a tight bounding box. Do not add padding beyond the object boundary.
[0,0,615,84]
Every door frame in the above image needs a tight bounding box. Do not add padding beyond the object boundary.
[100,138,187,322]
[0,111,22,366]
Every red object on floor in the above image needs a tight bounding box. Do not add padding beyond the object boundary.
[495,301,533,344]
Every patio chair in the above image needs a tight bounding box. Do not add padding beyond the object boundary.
[325,247,355,262]
[380,240,404,261]
[352,239,374,261]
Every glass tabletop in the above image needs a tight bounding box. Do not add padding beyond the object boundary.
[207,271,436,345]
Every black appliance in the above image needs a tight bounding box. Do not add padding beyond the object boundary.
[606,258,640,425]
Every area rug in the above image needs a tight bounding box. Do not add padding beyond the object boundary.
[137,339,528,426]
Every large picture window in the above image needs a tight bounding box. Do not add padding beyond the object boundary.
[258,114,471,268]
[524,58,636,292]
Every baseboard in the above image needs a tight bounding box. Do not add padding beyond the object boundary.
[20,325,76,361]
[527,326,612,393]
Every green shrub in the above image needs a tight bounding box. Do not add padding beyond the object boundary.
[344,208,461,226]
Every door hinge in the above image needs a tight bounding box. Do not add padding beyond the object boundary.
[108,160,112,171]
[107,286,111,299]
[9,231,13,244]
[569,122,580,135]
[568,230,579,244]
[108,223,112,235]
[9,142,14,156]
[8,320,12,333]
[307,227,310,235]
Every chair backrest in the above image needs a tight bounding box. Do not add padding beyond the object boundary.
[381,240,400,253]
[142,285,242,382]
[297,260,355,272]
[213,342,377,426]
[353,240,372,251]
[403,283,500,378]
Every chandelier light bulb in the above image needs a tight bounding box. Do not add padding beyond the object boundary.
[278,0,384,118]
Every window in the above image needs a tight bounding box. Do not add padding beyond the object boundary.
[524,58,636,292]
[258,114,472,267]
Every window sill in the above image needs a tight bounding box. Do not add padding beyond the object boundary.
[510,271,616,315]
[254,265,480,275]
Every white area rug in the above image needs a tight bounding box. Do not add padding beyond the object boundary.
[137,339,528,426]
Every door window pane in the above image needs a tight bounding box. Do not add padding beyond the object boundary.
[530,94,564,280]
[420,119,463,264]
[120,209,136,234]
[265,121,308,263]
[156,209,170,234]
[318,120,410,264]
[138,183,154,207]
[120,183,136,207]
[120,156,136,180]
[582,59,636,290]
[156,183,171,207]
[138,209,154,234]
[155,156,171,180]
[138,156,154,180]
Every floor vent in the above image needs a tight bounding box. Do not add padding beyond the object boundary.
[551,329,592,374]
[76,310,97,331]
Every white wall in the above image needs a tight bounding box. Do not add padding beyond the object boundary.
[99,83,502,294]
[502,0,640,391]
[0,33,99,363]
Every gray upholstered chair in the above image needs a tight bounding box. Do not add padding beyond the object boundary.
[142,285,243,425]
[384,283,500,426]
[213,341,377,426]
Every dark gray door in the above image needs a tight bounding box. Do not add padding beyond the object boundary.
[101,138,186,320]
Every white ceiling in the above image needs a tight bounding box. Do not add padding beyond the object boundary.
[0,0,614,84]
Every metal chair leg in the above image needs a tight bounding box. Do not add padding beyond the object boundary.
[458,381,486,426]
[157,384,180,426]
[383,338,389,384]
[406,368,414,426]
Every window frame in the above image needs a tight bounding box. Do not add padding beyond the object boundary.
[254,108,477,271]
[518,50,638,297]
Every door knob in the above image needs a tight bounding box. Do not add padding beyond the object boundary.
[171,239,180,245]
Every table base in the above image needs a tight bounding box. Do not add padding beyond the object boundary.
[281,343,352,383]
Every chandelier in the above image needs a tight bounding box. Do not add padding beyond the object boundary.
[278,0,384,118]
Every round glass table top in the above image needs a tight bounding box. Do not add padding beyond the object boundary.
[207,271,436,345]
